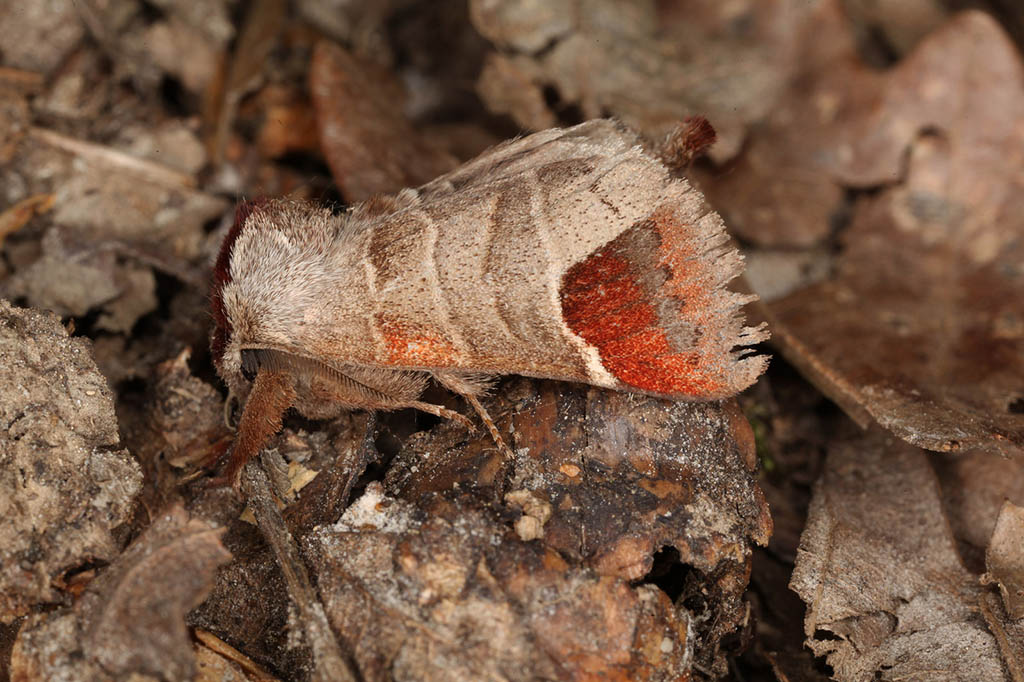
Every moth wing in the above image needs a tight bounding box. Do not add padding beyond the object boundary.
[356,120,767,398]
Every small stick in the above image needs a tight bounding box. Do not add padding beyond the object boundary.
[241,453,356,682]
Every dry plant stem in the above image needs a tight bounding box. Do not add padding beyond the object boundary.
[339,413,379,508]
[241,453,356,682]
[29,127,197,188]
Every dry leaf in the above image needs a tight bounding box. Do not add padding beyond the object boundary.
[764,12,1024,457]
[933,451,1024,570]
[0,194,54,248]
[983,501,1024,620]
[472,0,825,161]
[310,41,457,202]
[790,429,1006,680]
[980,590,1024,682]
[4,228,158,333]
[6,128,226,262]
[11,505,231,681]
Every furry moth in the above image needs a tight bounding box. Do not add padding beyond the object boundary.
[210,118,768,485]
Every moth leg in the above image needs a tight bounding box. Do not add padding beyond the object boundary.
[210,368,297,491]
[433,371,514,459]
[406,400,474,430]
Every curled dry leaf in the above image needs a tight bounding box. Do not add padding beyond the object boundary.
[310,378,773,678]
[310,41,458,203]
[11,504,231,681]
[763,11,1024,457]
[471,0,824,161]
[790,429,1007,681]
[0,299,141,623]
[932,451,1024,570]
[983,501,1024,620]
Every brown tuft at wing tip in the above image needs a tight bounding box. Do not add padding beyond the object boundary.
[659,116,717,171]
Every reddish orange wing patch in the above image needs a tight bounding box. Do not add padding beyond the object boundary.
[377,315,461,367]
[560,203,757,398]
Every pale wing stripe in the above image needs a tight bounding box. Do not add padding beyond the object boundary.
[417,206,469,356]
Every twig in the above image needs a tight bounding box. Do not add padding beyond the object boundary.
[29,127,197,189]
[240,453,356,682]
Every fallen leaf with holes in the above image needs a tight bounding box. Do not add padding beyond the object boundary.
[762,12,1024,457]
[790,428,1007,680]
[0,300,141,623]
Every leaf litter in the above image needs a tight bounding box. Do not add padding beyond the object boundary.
[1,1,1023,680]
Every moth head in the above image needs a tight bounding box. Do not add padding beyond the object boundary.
[210,199,267,397]
[210,198,342,400]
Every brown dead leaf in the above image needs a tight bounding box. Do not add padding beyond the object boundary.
[0,300,141,623]
[11,504,231,681]
[4,228,158,333]
[310,41,458,202]
[0,87,30,164]
[980,590,1024,682]
[933,451,1024,571]
[843,0,948,55]
[148,350,232,470]
[693,0,864,247]
[203,0,286,168]
[79,505,231,679]
[983,501,1024,620]
[256,86,320,159]
[790,428,1007,680]
[5,127,226,262]
[0,194,54,247]
[763,11,1024,457]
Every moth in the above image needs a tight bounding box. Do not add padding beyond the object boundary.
[209,118,768,485]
